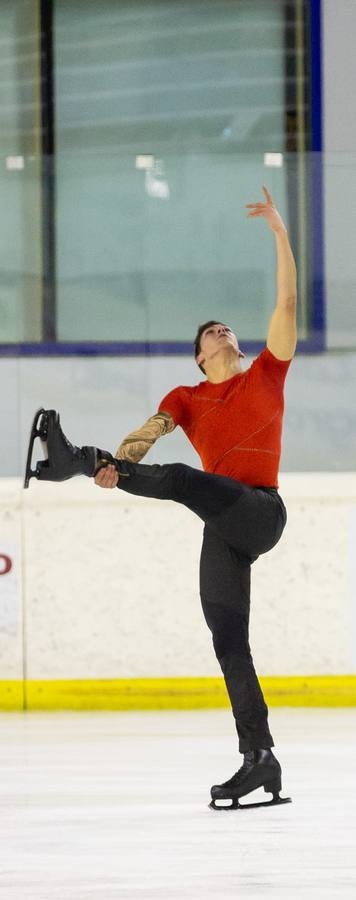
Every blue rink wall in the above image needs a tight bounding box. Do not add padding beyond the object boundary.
[1,472,356,710]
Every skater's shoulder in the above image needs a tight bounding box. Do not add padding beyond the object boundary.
[166,383,195,397]
[160,383,191,398]
[252,346,294,367]
[158,383,193,417]
[248,346,293,388]
[165,381,209,403]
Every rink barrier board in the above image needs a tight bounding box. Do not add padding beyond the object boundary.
[1,675,356,711]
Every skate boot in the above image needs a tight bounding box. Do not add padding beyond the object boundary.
[209,749,292,810]
[24,408,117,488]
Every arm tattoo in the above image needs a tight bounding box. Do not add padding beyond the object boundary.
[115,411,175,463]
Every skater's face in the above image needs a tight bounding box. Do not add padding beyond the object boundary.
[196,323,244,370]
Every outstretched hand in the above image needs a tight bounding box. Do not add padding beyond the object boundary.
[246,185,287,234]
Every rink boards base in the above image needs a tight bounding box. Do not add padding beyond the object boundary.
[1,675,356,711]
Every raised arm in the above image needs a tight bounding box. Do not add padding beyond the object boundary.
[95,411,176,489]
[246,185,297,360]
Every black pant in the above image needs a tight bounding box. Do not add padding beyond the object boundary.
[116,459,287,753]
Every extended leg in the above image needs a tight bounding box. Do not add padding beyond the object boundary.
[116,458,287,556]
[24,410,252,543]
[24,409,286,559]
[116,458,248,520]
[24,410,247,511]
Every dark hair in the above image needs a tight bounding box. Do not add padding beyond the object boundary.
[194,320,225,375]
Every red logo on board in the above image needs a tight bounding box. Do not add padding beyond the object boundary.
[0,554,12,576]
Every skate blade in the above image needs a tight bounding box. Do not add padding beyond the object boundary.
[23,408,50,489]
[209,794,292,811]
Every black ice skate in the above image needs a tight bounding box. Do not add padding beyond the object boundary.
[24,408,117,489]
[209,749,292,811]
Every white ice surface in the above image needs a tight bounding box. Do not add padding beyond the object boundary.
[0,708,355,899]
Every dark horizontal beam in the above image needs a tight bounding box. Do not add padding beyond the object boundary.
[0,336,324,357]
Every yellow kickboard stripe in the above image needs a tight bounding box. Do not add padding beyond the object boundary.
[1,675,356,711]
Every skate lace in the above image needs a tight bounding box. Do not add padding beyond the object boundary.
[223,760,250,790]
[61,430,85,460]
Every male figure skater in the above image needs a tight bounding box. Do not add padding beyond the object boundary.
[25,186,297,809]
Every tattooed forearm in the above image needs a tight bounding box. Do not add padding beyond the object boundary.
[115,411,175,462]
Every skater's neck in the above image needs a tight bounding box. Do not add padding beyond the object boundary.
[205,357,244,384]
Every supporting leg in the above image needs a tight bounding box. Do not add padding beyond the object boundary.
[199,525,274,753]
[199,525,291,809]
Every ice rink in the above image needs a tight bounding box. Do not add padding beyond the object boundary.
[1,707,355,899]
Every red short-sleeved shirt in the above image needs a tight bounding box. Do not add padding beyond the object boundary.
[158,347,292,488]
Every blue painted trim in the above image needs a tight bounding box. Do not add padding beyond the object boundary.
[309,0,326,349]
[310,0,323,153]
[0,338,323,358]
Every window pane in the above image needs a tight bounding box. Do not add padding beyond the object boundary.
[54,0,307,343]
[0,0,42,342]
